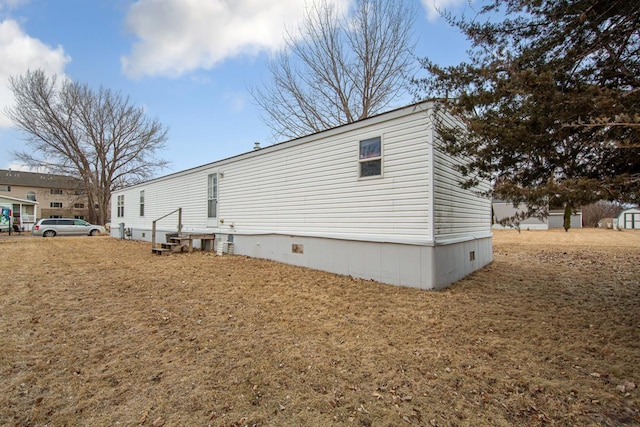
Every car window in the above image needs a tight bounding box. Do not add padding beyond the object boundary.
[42,219,56,225]
[74,220,90,226]
[59,220,74,226]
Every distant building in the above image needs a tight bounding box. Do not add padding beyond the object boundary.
[492,200,582,230]
[0,169,91,230]
[617,207,640,229]
[0,194,38,232]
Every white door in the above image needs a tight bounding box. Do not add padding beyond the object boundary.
[624,212,640,229]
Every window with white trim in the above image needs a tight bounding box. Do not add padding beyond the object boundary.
[50,202,63,208]
[117,195,124,217]
[359,136,382,178]
[207,173,218,218]
[139,190,145,217]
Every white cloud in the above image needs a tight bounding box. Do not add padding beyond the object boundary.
[0,19,70,127]
[121,0,351,79]
[0,0,29,11]
[421,0,467,21]
[223,91,247,112]
[5,162,33,171]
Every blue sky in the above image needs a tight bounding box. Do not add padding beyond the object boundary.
[0,0,473,175]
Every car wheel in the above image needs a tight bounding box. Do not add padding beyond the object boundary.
[89,229,98,236]
[43,230,56,237]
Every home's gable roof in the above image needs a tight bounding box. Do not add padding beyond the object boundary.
[0,169,81,189]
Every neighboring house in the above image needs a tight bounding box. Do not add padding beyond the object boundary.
[0,194,38,232]
[111,101,493,290]
[492,201,582,230]
[0,169,91,230]
[617,208,640,229]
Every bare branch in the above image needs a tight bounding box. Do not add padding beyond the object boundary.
[251,0,416,139]
[5,69,169,224]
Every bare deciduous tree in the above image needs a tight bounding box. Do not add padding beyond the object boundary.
[6,70,169,224]
[581,200,624,227]
[252,0,416,139]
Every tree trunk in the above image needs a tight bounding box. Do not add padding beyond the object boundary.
[563,204,572,232]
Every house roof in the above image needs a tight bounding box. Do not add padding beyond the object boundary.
[0,169,81,189]
[0,194,39,205]
[619,207,640,214]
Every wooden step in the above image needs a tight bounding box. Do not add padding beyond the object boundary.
[152,233,217,254]
[161,242,189,253]
[152,247,172,255]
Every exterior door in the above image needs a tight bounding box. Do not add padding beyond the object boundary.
[624,212,640,229]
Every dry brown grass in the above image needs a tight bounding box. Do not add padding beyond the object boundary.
[0,229,638,426]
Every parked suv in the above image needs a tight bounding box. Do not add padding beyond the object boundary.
[32,218,105,237]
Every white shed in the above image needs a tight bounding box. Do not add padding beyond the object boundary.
[111,101,493,289]
[617,207,640,229]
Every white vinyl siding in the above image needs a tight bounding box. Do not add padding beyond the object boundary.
[110,102,491,245]
[215,112,432,243]
[112,171,210,230]
[431,111,492,241]
[112,105,434,243]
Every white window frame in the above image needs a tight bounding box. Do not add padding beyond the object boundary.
[358,136,383,179]
[117,195,124,217]
[50,202,63,208]
[139,190,145,217]
[207,173,218,223]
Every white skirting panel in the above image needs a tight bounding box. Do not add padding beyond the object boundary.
[231,233,493,290]
[112,228,493,289]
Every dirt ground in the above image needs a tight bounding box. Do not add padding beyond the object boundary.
[0,229,638,426]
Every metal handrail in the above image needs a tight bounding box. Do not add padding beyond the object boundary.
[151,208,182,248]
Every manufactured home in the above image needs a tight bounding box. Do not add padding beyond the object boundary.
[111,101,493,289]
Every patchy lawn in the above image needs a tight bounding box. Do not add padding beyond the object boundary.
[0,229,638,426]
